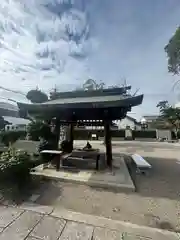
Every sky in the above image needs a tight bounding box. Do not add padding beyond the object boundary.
[0,0,180,120]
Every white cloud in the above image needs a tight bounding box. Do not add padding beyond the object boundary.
[0,0,180,119]
[0,0,93,98]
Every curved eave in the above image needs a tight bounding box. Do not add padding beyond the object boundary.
[17,94,143,113]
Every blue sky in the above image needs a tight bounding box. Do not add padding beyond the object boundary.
[0,0,180,120]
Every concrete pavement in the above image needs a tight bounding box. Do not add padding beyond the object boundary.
[0,203,179,239]
[74,140,180,159]
[74,140,180,148]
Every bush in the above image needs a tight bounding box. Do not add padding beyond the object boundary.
[27,120,53,141]
[0,131,26,146]
[0,148,31,188]
[27,121,43,141]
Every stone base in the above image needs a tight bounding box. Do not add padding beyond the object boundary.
[30,155,135,192]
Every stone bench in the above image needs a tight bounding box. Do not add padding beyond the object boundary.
[131,153,152,175]
[40,150,71,171]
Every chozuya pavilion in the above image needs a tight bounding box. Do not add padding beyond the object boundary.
[17,86,143,168]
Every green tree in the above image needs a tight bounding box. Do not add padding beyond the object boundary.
[27,120,44,141]
[27,120,53,141]
[165,27,180,75]
[26,89,48,103]
[157,101,180,138]
[156,100,169,111]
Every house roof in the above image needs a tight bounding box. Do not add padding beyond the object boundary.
[0,102,19,118]
[142,115,159,122]
[3,116,30,125]
[126,115,141,125]
[0,102,18,111]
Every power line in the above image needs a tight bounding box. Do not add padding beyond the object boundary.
[0,86,26,96]
[0,96,17,103]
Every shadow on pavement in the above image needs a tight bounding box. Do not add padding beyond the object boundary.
[126,155,180,201]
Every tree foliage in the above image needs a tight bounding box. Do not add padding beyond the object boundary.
[27,120,44,141]
[157,100,180,136]
[0,148,31,189]
[26,89,48,103]
[165,27,180,75]
[156,100,169,111]
[27,120,53,141]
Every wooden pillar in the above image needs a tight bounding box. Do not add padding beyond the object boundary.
[69,122,74,151]
[53,118,60,149]
[104,119,112,168]
[69,112,76,150]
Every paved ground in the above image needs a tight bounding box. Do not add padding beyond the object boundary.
[5,140,180,238]
[32,141,180,232]
[35,179,180,232]
[0,204,179,239]
[74,140,180,158]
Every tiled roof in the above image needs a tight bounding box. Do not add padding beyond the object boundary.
[143,115,159,121]
[126,115,141,125]
[0,102,18,111]
[3,116,30,125]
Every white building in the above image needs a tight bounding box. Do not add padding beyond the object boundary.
[78,120,118,130]
[116,116,141,130]
[175,102,180,108]
[3,116,30,132]
[140,115,159,129]
[80,116,141,130]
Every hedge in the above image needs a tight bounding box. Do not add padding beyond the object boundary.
[132,130,156,139]
[0,148,31,188]
[0,131,26,146]
[73,129,157,139]
[112,130,125,138]
[2,129,179,142]
[74,129,104,140]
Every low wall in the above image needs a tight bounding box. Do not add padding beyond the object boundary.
[73,129,157,140]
